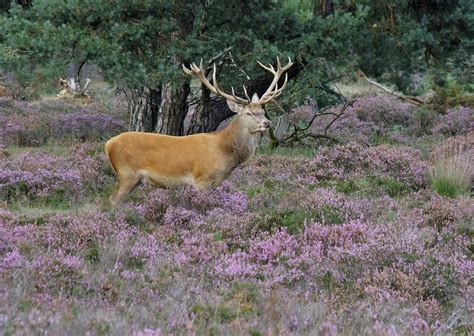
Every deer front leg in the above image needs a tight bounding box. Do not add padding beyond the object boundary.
[110,175,141,206]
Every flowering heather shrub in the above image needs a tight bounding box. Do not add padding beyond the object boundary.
[364,267,425,302]
[214,220,372,285]
[311,143,430,189]
[138,189,170,222]
[310,95,414,144]
[0,152,82,202]
[0,144,112,203]
[348,95,413,125]
[53,113,125,141]
[251,187,372,235]
[29,254,86,293]
[140,181,248,224]
[232,154,317,194]
[0,99,126,146]
[432,106,474,136]
[1,100,472,334]
[68,143,115,191]
[287,102,317,124]
[2,182,472,334]
[0,112,50,146]
[422,194,473,231]
[0,211,120,254]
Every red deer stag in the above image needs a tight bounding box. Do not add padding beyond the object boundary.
[105,57,293,205]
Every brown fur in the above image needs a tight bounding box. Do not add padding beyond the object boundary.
[105,115,264,206]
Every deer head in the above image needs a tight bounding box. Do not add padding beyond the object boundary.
[183,57,293,133]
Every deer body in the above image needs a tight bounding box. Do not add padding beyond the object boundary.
[106,57,292,205]
[106,117,258,200]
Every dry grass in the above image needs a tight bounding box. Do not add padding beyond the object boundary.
[430,132,473,197]
[430,152,473,197]
[431,132,474,160]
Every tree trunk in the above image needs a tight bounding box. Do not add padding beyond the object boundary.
[186,89,235,135]
[128,86,161,132]
[314,0,334,17]
[156,81,190,135]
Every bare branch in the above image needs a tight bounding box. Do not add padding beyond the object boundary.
[357,70,428,106]
[207,45,234,65]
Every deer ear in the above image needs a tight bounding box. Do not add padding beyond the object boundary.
[226,99,245,114]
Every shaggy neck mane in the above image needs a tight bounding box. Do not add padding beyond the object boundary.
[219,117,257,168]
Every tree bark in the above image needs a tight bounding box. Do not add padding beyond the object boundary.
[188,96,236,134]
[128,86,162,132]
[314,0,334,17]
[156,81,190,135]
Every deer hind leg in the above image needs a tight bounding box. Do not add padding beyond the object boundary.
[109,174,141,207]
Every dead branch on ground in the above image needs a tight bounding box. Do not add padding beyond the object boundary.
[57,77,91,99]
[357,70,429,106]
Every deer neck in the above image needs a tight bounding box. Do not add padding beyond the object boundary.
[219,117,258,167]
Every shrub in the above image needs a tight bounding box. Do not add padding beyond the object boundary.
[410,107,439,136]
[310,143,430,190]
[0,99,126,146]
[432,106,474,136]
[0,144,111,204]
[0,152,83,203]
[139,182,248,227]
[309,96,414,144]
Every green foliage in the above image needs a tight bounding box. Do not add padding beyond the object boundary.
[431,174,470,198]
[0,0,368,107]
[83,241,100,264]
[334,175,410,197]
[352,0,474,93]
[0,1,300,89]
[275,209,312,234]
[432,74,474,109]
[0,0,472,105]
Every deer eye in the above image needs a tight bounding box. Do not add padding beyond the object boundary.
[246,112,252,116]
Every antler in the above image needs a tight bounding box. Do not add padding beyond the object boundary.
[183,57,293,105]
[255,56,293,104]
[182,60,250,104]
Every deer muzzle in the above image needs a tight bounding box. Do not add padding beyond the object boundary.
[261,120,271,130]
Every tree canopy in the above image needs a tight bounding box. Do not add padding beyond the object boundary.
[0,0,472,134]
